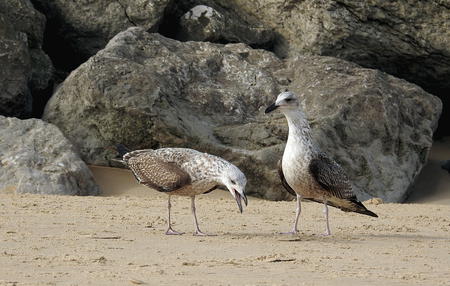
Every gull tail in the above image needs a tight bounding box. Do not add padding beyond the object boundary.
[108,144,131,165]
[351,200,378,217]
[341,200,378,218]
[309,197,378,218]
[442,160,450,173]
[116,144,131,157]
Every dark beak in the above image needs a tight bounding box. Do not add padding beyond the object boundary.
[234,192,244,213]
[265,102,278,113]
[242,193,248,206]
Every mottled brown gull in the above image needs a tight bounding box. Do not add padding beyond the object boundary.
[116,146,247,236]
[265,91,377,236]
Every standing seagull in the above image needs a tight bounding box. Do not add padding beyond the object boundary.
[265,91,377,236]
[116,146,247,236]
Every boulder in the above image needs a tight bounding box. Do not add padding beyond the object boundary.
[0,116,100,195]
[225,1,450,111]
[43,28,441,202]
[176,4,274,48]
[0,19,31,117]
[32,0,172,61]
[0,0,53,117]
[229,0,450,75]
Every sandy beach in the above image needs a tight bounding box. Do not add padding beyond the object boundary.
[1,138,449,286]
[2,1,449,285]
[1,160,450,286]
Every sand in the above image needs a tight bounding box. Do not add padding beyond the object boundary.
[1,139,450,286]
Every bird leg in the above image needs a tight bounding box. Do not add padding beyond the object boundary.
[191,196,214,236]
[165,196,184,235]
[322,201,331,236]
[281,194,302,235]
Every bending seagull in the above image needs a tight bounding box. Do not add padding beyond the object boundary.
[116,146,247,236]
[265,91,377,236]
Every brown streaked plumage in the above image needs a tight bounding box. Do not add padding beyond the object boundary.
[117,146,248,236]
[127,153,191,192]
[266,91,377,236]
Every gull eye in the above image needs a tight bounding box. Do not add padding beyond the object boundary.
[285,98,293,102]
[230,179,236,185]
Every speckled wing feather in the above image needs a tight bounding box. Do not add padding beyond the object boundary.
[277,159,297,197]
[280,156,377,217]
[126,152,191,192]
[309,153,355,200]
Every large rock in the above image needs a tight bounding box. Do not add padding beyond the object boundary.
[225,1,450,109]
[229,0,450,76]
[175,4,274,48]
[0,116,100,195]
[43,28,441,202]
[0,0,53,117]
[0,17,31,117]
[32,0,172,62]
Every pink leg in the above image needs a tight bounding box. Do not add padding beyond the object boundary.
[322,201,331,236]
[165,196,184,235]
[280,194,302,235]
[191,196,215,236]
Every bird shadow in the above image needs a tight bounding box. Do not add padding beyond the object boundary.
[219,231,332,241]
[211,232,450,243]
[355,233,450,241]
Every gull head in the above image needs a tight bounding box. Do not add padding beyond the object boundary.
[265,91,300,114]
[220,164,248,213]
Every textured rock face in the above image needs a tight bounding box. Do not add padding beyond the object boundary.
[32,0,172,61]
[0,116,99,195]
[228,0,450,93]
[42,28,284,199]
[43,27,441,202]
[0,0,53,117]
[176,4,274,47]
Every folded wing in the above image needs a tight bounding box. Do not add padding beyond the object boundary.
[126,151,191,192]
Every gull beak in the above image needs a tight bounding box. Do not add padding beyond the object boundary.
[265,102,278,113]
[242,192,248,206]
[232,189,247,213]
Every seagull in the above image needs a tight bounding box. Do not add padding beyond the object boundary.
[265,91,377,236]
[116,145,247,236]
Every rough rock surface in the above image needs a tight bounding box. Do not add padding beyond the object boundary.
[176,4,274,47]
[0,116,99,196]
[226,0,450,94]
[32,0,172,62]
[43,27,441,202]
[0,0,53,117]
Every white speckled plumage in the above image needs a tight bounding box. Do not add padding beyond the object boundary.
[120,147,247,235]
[265,91,377,235]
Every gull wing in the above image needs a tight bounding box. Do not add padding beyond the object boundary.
[308,153,355,200]
[126,152,191,192]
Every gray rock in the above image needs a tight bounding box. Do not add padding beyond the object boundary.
[227,0,450,93]
[43,28,441,202]
[32,0,172,59]
[43,27,283,199]
[0,22,31,117]
[176,4,274,47]
[0,0,53,117]
[1,0,45,48]
[0,116,100,195]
